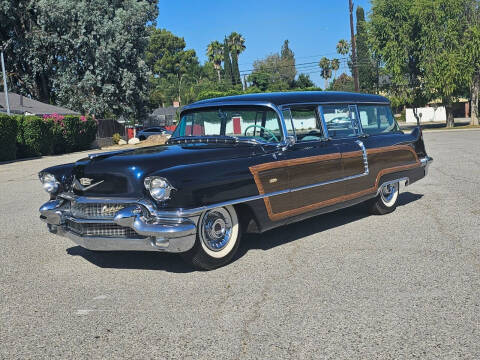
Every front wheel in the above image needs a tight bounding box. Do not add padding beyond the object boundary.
[181,205,241,270]
[368,182,399,215]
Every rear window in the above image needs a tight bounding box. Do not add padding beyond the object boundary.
[357,105,399,135]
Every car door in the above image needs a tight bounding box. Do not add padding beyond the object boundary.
[338,103,421,199]
[251,106,347,222]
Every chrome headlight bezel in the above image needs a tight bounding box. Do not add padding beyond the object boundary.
[39,172,60,194]
[144,176,175,202]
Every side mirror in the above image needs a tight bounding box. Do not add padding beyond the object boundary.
[281,135,296,151]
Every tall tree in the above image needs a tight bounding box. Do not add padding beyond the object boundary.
[331,59,340,80]
[356,6,376,92]
[249,53,288,91]
[280,40,296,87]
[223,37,233,88]
[146,28,200,106]
[295,73,314,89]
[207,41,223,82]
[463,1,480,126]
[349,0,359,91]
[414,0,472,127]
[336,39,350,57]
[319,57,332,90]
[0,0,158,118]
[228,32,245,86]
[370,0,429,121]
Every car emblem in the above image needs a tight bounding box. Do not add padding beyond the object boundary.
[73,176,105,191]
[80,178,93,186]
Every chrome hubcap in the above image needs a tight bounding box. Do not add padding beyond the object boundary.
[380,183,398,205]
[200,208,233,252]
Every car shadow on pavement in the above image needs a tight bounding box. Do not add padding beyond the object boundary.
[67,191,423,272]
[234,191,423,260]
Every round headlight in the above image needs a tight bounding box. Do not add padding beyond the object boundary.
[39,172,59,194]
[144,176,175,201]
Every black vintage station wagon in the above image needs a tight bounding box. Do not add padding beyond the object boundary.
[39,92,433,270]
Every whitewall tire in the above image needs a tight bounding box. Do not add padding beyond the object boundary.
[181,205,241,270]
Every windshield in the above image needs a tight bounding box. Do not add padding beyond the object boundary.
[173,106,283,143]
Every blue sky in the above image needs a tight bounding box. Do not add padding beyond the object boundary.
[157,0,372,86]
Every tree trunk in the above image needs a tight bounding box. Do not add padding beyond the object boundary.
[217,69,221,82]
[471,71,479,126]
[445,103,454,128]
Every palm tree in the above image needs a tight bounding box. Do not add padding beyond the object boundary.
[227,32,246,55]
[331,58,340,80]
[207,40,223,82]
[319,57,332,90]
[228,32,245,86]
[336,39,350,57]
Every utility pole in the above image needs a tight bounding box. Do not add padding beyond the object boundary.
[1,50,10,115]
[349,0,359,92]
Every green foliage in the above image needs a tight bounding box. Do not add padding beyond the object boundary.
[248,40,297,91]
[16,116,53,157]
[1,0,158,118]
[319,57,332,90]
[336,40,350,56]
[280,40,296,87]
[223,38,234,88]
[356,6,377,92]
[206,41,224,82]
[0,115,18,161]
[112,133,122,144]
[295,74,315,89]
[228,32,245,86]
[329,73,355,92]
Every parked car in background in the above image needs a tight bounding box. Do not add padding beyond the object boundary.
[136,126,173,140]
[38,92,432,270]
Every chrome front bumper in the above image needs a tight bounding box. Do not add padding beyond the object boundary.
[39,197,198,253]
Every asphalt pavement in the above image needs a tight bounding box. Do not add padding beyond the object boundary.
[1,130,479,359]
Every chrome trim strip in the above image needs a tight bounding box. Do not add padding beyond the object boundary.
[279,101,390,107]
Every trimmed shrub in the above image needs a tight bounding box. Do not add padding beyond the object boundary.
[0,114,18,161]
[45,114,98,154]
[112,133,121,144]
[16,116,53,157]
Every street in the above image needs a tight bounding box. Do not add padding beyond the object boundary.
[1,130,479,359]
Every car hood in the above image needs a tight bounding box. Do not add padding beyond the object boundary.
[69,143,261,197]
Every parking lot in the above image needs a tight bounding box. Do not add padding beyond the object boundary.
[1,130,479,359]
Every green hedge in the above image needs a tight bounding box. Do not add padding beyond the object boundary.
[0,114,18,161]
[0,114,97,161]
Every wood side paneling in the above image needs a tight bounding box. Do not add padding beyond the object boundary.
[249,144,421,221]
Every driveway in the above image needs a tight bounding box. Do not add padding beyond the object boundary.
[1,130,479,359]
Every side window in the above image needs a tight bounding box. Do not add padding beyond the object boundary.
[357,105,399,135]
[321,104,357,138]
[290,107,323,142]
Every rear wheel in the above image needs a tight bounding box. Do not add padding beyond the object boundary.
[368,182,399,215]
[181,205,241,270]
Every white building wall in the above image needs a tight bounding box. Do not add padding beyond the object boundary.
[406,107,446,123]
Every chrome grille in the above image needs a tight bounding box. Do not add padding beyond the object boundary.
[66,220,145,239]
[71,203,131,219]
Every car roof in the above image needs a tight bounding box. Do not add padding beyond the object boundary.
[189,91,389,108]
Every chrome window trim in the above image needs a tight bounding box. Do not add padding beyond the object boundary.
[179,101,287,143]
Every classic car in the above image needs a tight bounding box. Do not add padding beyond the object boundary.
[39,92,433,270]
[136,126,173,140]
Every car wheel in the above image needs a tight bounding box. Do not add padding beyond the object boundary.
[368,182,399,215]
[181,205,241,270]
